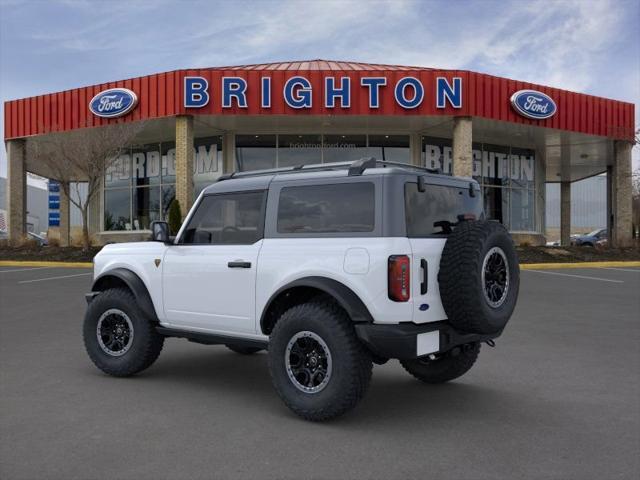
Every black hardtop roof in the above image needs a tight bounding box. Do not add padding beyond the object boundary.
[201,158,475,195]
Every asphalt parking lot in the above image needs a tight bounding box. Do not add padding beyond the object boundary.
[1,265,639,480]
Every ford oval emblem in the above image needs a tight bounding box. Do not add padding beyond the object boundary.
[89,88,138,118]
[510,89,556,120]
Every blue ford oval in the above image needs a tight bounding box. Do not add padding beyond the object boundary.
[89,88,138,118]
[510,89,556,120]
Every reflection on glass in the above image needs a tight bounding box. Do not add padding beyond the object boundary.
[278,134,322,167]
[483,186,508,225]
[161,185,176,220]
[322,135,368,163]
[236,135,277,171]
[277,183,375,233]
[369,135,410,163]
[105,153,131,188]
[510,147,535,189]
[132,143,162,188]
[104,188,131,231]
[161,141,176,184]
[132,186,160,230]
[194,136,222,196]
[509,189,535,231]
[482,144,510,187]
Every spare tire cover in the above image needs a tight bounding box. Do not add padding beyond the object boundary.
[438,220,519,334]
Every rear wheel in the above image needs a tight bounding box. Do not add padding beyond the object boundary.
[268,300,372,421]
[225,344,263,355]
[438,221,519,334]
[400,343,480,384]
[83,288,164,377]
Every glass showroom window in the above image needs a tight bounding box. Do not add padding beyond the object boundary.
[421,137,537,232]
[104,142,177,231]
[368,135,410,163]
[323,134,368,163]
[236,135,277,171]
[236,134,410,171]
[278,134,323,167]
[194,136,223,198]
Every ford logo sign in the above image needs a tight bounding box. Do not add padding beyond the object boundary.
[89,88,138,118]
[510,89,556,120]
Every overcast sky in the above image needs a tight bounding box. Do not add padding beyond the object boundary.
[1,0,638,180]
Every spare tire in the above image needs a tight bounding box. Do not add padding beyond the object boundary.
[438,220,519,334]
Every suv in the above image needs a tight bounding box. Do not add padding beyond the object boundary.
[84,158,519,421]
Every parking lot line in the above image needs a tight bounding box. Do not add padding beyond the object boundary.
[0,266,55,274]
[524,269,624,283]
[600,267,640,273]
[18,272,92,284]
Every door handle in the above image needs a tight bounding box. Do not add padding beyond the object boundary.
[420,259,428,295]
[228,261,251,268]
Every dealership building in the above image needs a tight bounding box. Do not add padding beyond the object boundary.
[3,60,635,246]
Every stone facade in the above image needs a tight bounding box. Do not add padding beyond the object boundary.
[6,139,26,244]
[175,115,194,219]
[452,116,473,177]
[560,181,571,246]
[611,141,633,247]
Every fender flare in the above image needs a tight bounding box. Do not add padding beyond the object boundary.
[92,268,158,321]
[259,276,373,333]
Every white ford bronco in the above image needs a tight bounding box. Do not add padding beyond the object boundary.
[84,158,519,421]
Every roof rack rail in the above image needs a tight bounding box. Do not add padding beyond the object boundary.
[348,157,377,176]
[216,157,441,181]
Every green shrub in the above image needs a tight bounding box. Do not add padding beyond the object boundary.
[168,199,182,236]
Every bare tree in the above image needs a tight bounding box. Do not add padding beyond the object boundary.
[27,121,144,250]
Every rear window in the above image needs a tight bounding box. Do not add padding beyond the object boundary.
[405,182,482,236]
[277,183,375,234]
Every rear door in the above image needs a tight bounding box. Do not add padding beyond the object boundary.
[404,179,483,324]
[162,191,266,334]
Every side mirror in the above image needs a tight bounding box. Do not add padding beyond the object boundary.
[150,221,170,243]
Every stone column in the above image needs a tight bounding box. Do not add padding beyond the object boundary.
[59,182,71,247]
[175,115,194,219]
[410,133,422,166]
[560,181,571,246]
[610,141,633,247]
[452,117,473,177]
[6,139,27,244]
[222,133,236,173]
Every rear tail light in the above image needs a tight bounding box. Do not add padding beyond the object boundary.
[388,255,410,302]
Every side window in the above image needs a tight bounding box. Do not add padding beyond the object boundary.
[277,183,375,234]
[405,182,483,236]
[180,191,265,245]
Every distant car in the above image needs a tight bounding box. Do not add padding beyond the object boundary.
[572,229,607,247]
[0,230,48,245]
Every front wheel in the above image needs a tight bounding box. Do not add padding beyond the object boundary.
[400,343,480,384]
[83,288,164,377]
[268,301,372,421]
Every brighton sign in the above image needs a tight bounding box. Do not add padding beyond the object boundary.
[510,89,557,120]
[89,88,138,118]
[183,76,463,110]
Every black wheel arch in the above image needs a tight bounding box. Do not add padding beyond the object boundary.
[260,276,373,335]
[91,268,158,322]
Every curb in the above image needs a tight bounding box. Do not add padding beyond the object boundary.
[1,260,638,270]
[0,260,93,268]
[520,261,640,270]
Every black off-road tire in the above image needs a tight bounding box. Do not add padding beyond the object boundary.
[83,288,164,377]
[438,220,519,334]
[400,343,480,384]
[268,301,373,421]
[225,344,263,355]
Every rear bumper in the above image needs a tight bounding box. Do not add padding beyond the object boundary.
[354,321,501,360]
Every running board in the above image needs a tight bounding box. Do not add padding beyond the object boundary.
[156,327,268,349]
